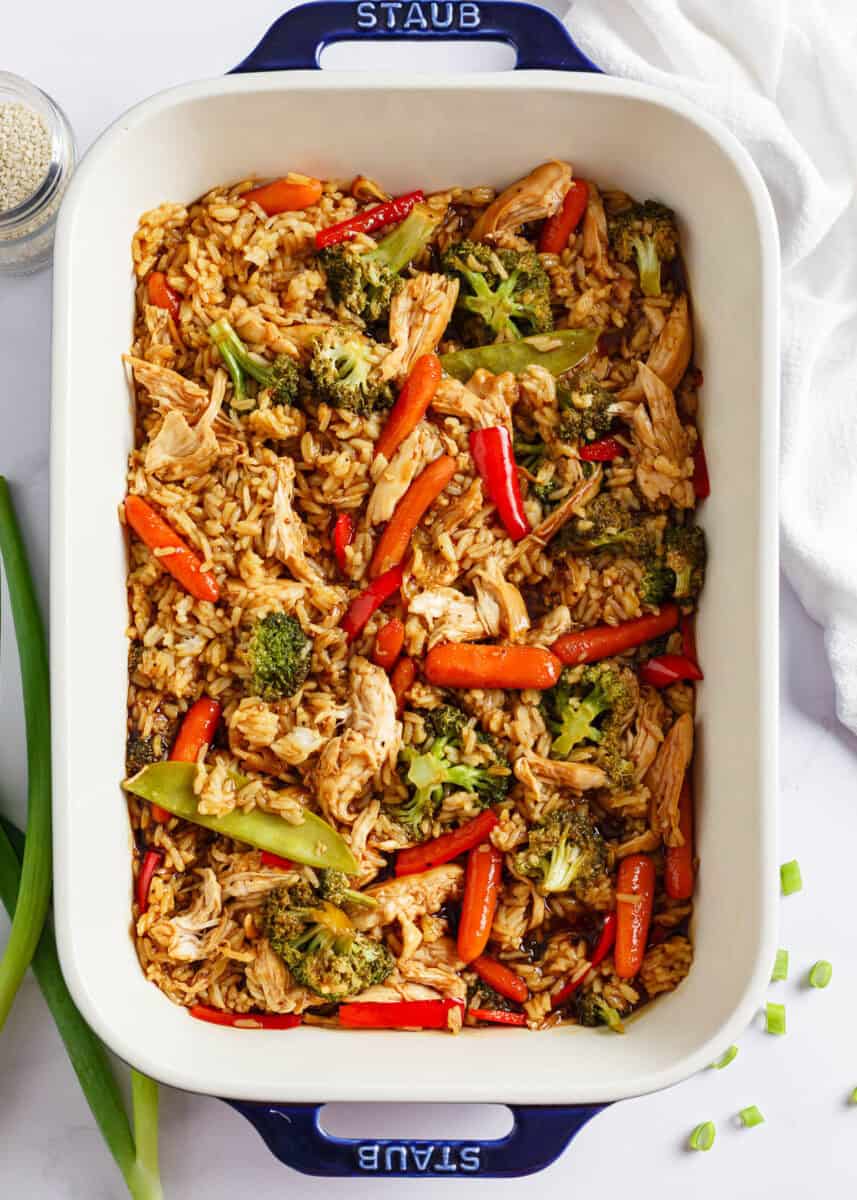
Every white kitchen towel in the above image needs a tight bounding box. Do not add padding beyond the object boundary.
[565,0,857,731]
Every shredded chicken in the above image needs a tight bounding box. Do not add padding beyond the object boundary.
[472,559,530,641]
[581,183,612,276]
[619,294,693,402]
[646,712,694,845]
[166,869,222,961]
[379,274,459,382]
[612,830,661,860]
[264,458,345,609]
[631,363,695,508]
[125,355,209,414]
[397,937,467,1000]
[408,586,495,648]
[144,373,224,480]
[245,938,317,1013]
[629,686,670,780]
[367,423,444,525]
[471,161,572,240]
[353,864,465,934]
[315,658,402,823]
[521,752,608,792]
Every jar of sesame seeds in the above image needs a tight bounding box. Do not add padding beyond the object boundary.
[0,72,76,275]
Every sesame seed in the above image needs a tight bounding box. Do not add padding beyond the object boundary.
[0,102,51,212]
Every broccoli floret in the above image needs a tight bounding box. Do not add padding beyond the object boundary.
[513,808,607,896]
[319,203,442,324]
[575,988,625,1032]
[558,372,619,444]
[607,200,679,298]
[663,524,706,600]
[263,883,393,1001]
[318,869,376,910]
[467,977,514,1013]
[126,733,158,776]
[513,436,547,475]
[542,662,636,759]
[554,494,655,559]
[441,240,553,343]
[391,705,510,838]
[531,476,561,511]
[248,612,312,701]
[208,318,300,410]
[640,562,677,607]
[308,329,394,414]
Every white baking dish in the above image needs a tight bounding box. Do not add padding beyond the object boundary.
[49,0,779,1168]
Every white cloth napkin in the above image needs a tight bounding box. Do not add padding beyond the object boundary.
[564,0,857,731]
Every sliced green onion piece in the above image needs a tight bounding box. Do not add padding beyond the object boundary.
[850,1087,857,1105]
[688,1121,716,1151]
[771,948,789,982]
[809,960,832,989]
[738,1105,765,1128]
[766,1001,786,1035]
[780,859,802,895]
[710,1045,739,1070]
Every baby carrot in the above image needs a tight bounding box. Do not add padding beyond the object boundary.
[552,605,679,666]
[538,179,589,255]
[458,843,504,963]
[243,175,323,215]
[615,855,656,979]
[424,643,561,690]
[369,454,456,578]
[124,495,219,604]
[374,354,442,462]
[472,955,529,1004]
[372,619,405,671]
[146,271,180,320]
[664,778,695,900]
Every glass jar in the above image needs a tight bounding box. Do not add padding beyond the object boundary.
[0,72,76,276]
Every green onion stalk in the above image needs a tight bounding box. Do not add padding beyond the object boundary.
[0,477,52,1028]
[0,819,163,1199]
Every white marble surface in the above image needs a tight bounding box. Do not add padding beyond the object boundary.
[2,2,856,1195]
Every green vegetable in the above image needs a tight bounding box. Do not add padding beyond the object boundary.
[808,960,832,989]
[208,317,300,410]
[0,477,52,1032]
[607,200,679,298]
[440,328,598,382]
[513,807,607,897]
[710,1045,739,1070]
[765,1001,786,1035]
[850,1087,857,1105]
[540,663,635,787]
[663,524,707,601]
[780,859,802,895]
[262,880,393,1000]
[574,988,625,1033]
[318,868,377,909]
[771,948,789,982]
[553,494,656,560]
[319,203,442,323]
[441,239,552,343]
[248,611,313,701]
[308,328,394,414]
[558,372,620,444]
[392,705,511,839]
[124,762,358,873]
[688,1121,716,1152]
[738,1105,765,1129]
[0,819,163,1200]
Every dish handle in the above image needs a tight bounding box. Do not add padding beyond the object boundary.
[226,1100,606,1178]
[231,0,601,74]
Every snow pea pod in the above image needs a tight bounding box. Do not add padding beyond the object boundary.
[440,328,598,382]
[124,762,358,874]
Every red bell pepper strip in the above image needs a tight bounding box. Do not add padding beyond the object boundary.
[147,271,180,320]
[244,176,322,216]
[639,654,704,688]
[693,440,711,499]
[390,656,417,714]
[189,1004,302,1030]
[615,856,656,979]
[579,437,625,462]
[550,911,617,1009]
[395,810,499,878]
[369,455,457,578]
[680,612,698,666]
[339,998,462,1030]
[341,565,404,643]
[469,427,531,542]
[260,851,295,870]
[552,604,679,666]
[374,353,443,462]
[538,179,590,255]
[664,778,695,900]
[468,1008,527,1027]
[124,495,220,604]
[458,843,504,963]
[372,618,405,670]
[315,190,425,250]
[424,643,562,691]
[472,954,529,1004]
[135,849,163,915]
[332,512,354,572]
